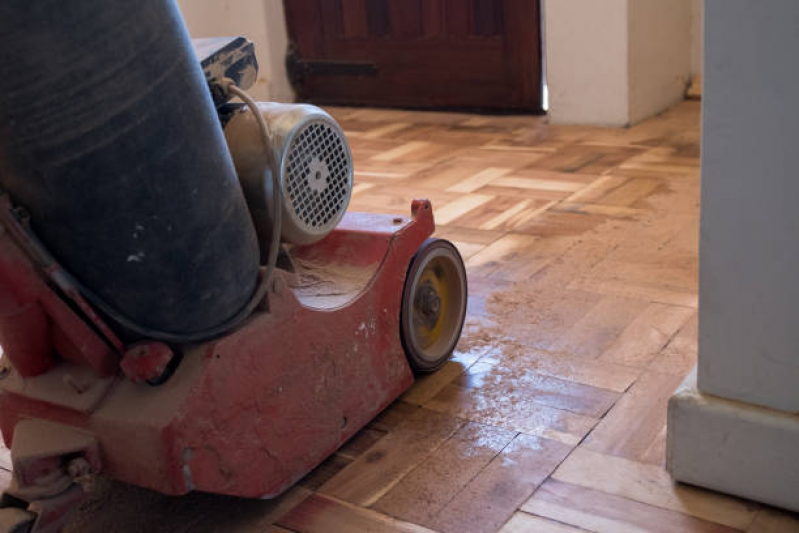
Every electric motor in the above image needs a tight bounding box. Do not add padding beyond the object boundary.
[225,103,353,248]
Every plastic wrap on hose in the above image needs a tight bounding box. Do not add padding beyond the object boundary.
[0,0,260,337]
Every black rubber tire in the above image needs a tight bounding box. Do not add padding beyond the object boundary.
[401,239,468,373]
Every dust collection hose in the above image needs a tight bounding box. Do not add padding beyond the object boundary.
[0,0,277,344]
[71,80,282,344]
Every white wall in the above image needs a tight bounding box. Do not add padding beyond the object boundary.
[698,0,799,413]
[628,0,692,123]
[545,0,630,126]
[177,0,700,123]
[690,0,703,75]
[176,0,294,102]
[546,0,694,126]
[667,1,799,509]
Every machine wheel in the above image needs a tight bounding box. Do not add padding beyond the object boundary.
[401,239,467,373]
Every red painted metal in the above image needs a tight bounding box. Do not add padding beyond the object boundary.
[0,299,53,378]
[28,485,84,533]
[119,342,174,384]
[0,194,118,378]
[0,200,434,506]
[1,419,101,533]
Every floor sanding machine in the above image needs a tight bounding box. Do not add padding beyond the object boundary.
[0,2,467,531]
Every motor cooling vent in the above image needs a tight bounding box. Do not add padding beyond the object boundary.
[224,102,353,247]
[284,120,352,236]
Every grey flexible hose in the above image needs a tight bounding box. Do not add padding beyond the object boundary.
[73,80,282,343]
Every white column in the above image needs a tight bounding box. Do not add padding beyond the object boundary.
[667,0,799,512]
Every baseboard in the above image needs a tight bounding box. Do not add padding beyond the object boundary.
[667,368,799,512]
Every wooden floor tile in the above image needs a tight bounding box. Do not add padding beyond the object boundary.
[368,401,420,432]
[473,348,640,393]
[493,176,585,193]
[447,167,512,193]
[506,210,606,237]
[548,296,649,359]
[648,314,698,376]
[552,448,758,529]
[563,175,628,204]
[352,182,378,196]
[400,360,470,406]
[278,493,436,533]
[478,199,556,232]
[371,141,432,162]
[597,177,663,207]
[747,508,799,532]
[360,122,414,139]
[554,202,650,219]
[448,196,553,232]
[483,288,604,353]
[460,147,550,169]
[599,303,694,367]
[523,479,742,533]
[433,194,495,225]
[496,168,597,189]
[498,513,586,533]
[336,427,387,461]
[466,233,540,278]
[460,275,514,318]
[456,363,619,418]
[477,185,570,203]
[353,160,430,180]
[373,422,516,526]
[426,383,597,445]
[528,144,642,174]
[433,226,504,260]
[567,239,698,307]
[582,371,686,465]
[299,454,352,491]
[568,277,699,308]
[347,184,460,217]
[319,408,464,506]
[429,433,572,533]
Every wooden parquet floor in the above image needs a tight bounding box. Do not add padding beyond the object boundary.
[60,102,799,532]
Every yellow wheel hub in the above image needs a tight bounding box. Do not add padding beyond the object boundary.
[401,238,467,372]
[413,258,450,350]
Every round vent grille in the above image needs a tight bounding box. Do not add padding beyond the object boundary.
[283,120,352,236]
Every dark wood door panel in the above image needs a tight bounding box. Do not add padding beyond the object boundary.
[284,0,542,111]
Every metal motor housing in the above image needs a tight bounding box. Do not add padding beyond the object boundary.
[225,103,353,248]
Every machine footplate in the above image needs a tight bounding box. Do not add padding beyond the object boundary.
[0,507,35,533]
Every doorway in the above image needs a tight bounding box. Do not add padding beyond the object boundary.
[284,0,543,112]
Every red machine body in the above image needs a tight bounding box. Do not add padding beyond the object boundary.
[0,198,433,510]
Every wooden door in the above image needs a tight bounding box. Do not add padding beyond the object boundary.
[284,0,542,112]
